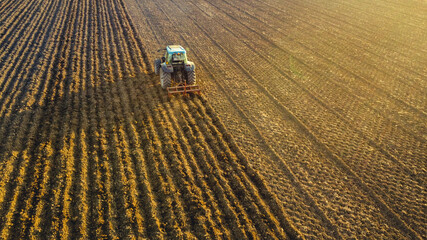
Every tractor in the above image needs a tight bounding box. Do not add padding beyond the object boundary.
[154,45,201,96]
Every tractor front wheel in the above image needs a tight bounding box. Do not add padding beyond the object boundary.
[160,68,171,89]
[186,70,196,85]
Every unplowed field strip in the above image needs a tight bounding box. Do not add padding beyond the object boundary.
[216,0,427,127]
[124,0,426,239]
[0,0,302,239]
[189,0,426,171]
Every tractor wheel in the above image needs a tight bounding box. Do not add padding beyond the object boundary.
[186,70,196,85]
[160,68,171,89]
[154,59,161,75]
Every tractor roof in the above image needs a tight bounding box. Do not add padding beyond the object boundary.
[167,45,186,54]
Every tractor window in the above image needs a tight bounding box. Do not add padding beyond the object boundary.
[172,53,186,62]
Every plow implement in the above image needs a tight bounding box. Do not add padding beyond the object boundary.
[167,84,201,97]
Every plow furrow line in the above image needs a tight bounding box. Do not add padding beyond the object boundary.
[83,5,103,236]
[0,0,32,42]
[100,0,140,237]
[0,0,55,119]
[0,0,40,53]
[156,97,233,238]
[0,0,63,152]
[91,0,129,237]
[81,0,113,237]
[6,0,79,237]
[40,0,89,237]
[103,1,150,239]
[0,0,18,14]
[53,0,90,237]
[0,0,60,184]
[0,0,72,234]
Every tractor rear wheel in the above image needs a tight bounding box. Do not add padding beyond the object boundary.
[154,59,161,75]
[186,70,196,85]
[160,68,171,89]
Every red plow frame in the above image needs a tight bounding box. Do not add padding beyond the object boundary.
[167,84,201,97]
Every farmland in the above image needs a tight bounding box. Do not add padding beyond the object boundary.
[0,0,425,239]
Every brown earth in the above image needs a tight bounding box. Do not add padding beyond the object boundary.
[0,0,301,239]
[0,0,425,239]
[124,0,426,238]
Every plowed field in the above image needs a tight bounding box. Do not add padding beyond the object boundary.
[124,0,426,238]
[0,0,425,239]
[0,0,301,239]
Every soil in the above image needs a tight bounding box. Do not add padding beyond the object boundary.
[0,0,425,239]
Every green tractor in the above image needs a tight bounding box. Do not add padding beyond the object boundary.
[154,45,200,96]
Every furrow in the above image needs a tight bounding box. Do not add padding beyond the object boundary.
[0,0,71,234]
[0,0,61,188]
[6,0,78,237]
[32,0,88,237]
[0,0,66,166]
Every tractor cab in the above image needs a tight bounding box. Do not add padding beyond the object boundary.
[163,45,187,65]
